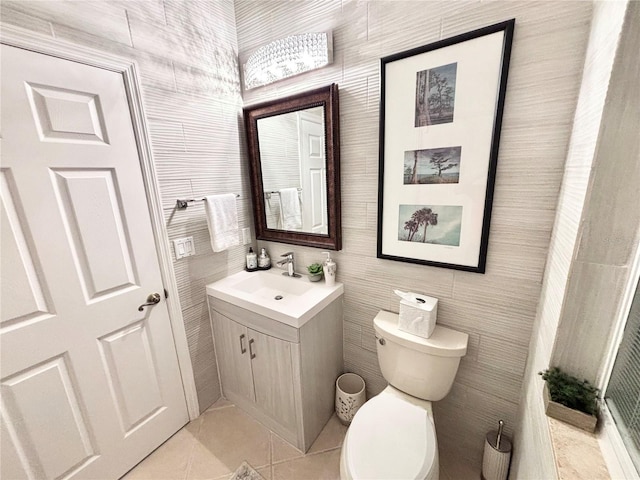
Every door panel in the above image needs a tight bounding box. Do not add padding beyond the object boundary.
[299,112,327,234]
[51,168,138,300]
[0,169,53,328]
[98,321,163,434]
[309,168,325,230]
[0,44,188,479]
[250,330,297,432]
[211,310,254,402]
[1,414,32,479]
[1,355,97,480]
[25,82,109,144]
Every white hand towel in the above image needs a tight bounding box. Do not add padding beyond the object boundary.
[204,194,240,252]
[279,188,302,230]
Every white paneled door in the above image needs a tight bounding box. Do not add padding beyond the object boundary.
[298,110,327,235]
[0,45,188,479]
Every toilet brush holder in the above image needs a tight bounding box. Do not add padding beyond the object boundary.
[335,373,366,426]
[482,420,512,480]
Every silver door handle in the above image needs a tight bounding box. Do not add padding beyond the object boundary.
[239,334,247,354]
[138,293,161,311]
[249,338,256,359]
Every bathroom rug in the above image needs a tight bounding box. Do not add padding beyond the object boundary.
[230,461,265,480]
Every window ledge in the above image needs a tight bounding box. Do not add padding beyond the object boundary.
[548,417,611,479]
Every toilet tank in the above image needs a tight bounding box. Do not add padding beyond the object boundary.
[373,310,468,401]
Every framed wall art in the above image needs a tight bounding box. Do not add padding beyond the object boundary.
[377,19,515,273]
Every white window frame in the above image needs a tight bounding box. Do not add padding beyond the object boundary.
[598,238,640,479]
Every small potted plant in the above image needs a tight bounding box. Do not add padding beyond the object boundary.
[539,367,599,432]
[307,263,324,282]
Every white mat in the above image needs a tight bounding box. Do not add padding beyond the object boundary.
[229,461,265,480]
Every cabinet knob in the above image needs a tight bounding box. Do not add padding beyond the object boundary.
[239,334,247,354]
[249,338,256,359]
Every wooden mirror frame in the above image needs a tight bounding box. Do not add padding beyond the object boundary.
[244,84,342,250]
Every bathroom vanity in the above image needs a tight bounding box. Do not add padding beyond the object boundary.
[206,270,343,451]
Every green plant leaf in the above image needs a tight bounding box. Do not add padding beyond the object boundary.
[539,367,599,416]
[307,263,323,274]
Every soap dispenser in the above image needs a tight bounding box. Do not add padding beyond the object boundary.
[246,247,258,271]
[323,252,336,286]
[258,247,271,269]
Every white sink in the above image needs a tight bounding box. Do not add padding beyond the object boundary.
[206,269,344,328]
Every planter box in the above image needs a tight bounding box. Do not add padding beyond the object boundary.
[543,384,597,433]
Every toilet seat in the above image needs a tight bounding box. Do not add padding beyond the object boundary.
[343,391,437,479]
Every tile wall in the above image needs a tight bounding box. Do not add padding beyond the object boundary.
[552,0,640,383]
[510,1,630,477]
[1,0,249,413]
[236,0,593,467]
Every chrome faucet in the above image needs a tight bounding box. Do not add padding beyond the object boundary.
[276,252,300,277]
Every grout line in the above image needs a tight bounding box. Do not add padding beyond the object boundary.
[124,9,134,48]
[183,416,205,480]
[270,445,342,466]
[269,432,275,468]
[205,403,236,412]
[204,397,236,410]
[305,445,343,457]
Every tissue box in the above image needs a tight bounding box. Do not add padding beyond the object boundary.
[398,293,438,339]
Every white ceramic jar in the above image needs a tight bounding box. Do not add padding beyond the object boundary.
[335,373,366,426]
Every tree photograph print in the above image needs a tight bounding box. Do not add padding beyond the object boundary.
[414,62,457,127]
[379,20,514,271]
[397,205,462,246]
[404,146,461,184]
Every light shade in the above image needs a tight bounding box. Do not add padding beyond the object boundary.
[243,32,333,90]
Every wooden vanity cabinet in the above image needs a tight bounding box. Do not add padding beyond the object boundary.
[207,295,343,452]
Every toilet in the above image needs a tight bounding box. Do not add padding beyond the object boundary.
[340,310,468,480]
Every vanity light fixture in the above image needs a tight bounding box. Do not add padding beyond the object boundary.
[243,31,333,90]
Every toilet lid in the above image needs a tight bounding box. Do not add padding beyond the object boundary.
[346,393,436,479]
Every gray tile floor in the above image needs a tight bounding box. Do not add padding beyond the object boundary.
[123,398,477,480]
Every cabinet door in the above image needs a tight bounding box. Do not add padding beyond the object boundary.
[211,310,254,402]
[249,329,297,432]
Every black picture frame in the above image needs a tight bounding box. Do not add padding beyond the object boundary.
[377,19,515,273]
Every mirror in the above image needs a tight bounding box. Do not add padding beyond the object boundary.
[244,84,341,250]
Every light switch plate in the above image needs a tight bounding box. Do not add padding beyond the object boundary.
[242,227,251,245]
[173,236,195,259]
